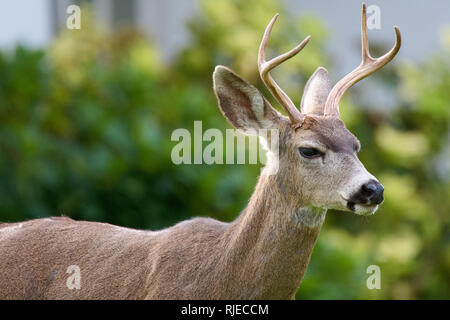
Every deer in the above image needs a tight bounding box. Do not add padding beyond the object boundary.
[0,4,400,300]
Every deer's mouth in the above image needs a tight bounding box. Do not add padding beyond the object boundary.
[340,195,379,216]
[347,201,377,213]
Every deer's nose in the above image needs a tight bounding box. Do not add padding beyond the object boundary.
[361,180,384,205]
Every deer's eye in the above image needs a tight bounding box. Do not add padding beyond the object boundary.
[298,147,322,159]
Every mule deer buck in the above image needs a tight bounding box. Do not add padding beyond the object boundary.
[0,4,400,299]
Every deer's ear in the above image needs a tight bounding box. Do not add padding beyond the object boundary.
[300,67,333,115]
[213,66,282,133]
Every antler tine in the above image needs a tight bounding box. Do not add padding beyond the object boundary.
[324,3,402,117]
[258,14,311,124]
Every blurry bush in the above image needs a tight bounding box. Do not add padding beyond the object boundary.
[0,0,448,299]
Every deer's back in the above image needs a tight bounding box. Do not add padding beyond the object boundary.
[0,216,230,299]
[0,217,161,299]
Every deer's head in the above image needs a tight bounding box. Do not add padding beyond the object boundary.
[213,4,401,216]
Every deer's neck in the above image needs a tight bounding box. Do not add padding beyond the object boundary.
[222,169,326,299]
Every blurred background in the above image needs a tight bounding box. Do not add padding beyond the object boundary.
[0,0,448,299]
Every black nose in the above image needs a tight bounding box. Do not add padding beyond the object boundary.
[361,180,384,205]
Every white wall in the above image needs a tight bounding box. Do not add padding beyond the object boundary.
[135,0,198,62]
[286,0,450,78]
[0,0,52,49]
[0,0,448,69]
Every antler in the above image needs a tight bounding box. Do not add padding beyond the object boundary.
[258,14,311,125]
[323,3,401,117]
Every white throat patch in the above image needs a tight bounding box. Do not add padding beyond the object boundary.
[292,206,327,228]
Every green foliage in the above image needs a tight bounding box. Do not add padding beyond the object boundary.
[0,1,448,299]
